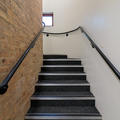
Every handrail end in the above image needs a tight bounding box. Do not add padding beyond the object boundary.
[0,84,8,95]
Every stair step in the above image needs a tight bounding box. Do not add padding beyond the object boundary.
[44,59,81,61]
[35,81,90,92]
[31,99,95,107]
[39,73,86,75]
[33,91,93,97]
[27,106,99,113]
[43,55,67,59]
[43,59,82,65]
[38,80,89,84]
[35,80,90,93]
[35,85,90,92]
[25,106,101,120]
[31,91,95,100]
[41,65,84,73]
[25,116,102,120]
[42,65,83,67]
[26,114,102,120]
[39,73,86,80]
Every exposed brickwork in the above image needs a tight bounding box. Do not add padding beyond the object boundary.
[0,0,43,120]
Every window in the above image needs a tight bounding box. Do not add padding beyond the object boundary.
[42,13,53,27]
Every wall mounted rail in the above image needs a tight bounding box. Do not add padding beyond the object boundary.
[42,26,81,36]
[0,23,45,95]
[80,27,120,80]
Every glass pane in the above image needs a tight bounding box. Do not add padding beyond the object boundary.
[43,16,53,26]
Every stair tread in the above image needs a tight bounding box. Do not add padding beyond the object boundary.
[39,72,86,75]
[43,60,82,65]
[42,65,83,67]
[33,91,94,97]
[43,55,67,59]
[41,71,85,73]
[25,115,102,120]
[43,59,81,61]
[27,106,100,115]
[38,80,89,84]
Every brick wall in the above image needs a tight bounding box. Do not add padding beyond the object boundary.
[0,0,43,120]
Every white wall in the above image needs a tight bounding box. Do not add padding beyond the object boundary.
[81,1,120,120]
[43,0,86,58]
[43,0,120,120]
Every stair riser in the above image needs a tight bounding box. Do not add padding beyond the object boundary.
[41,67,84,73]
[43,55,67,59]
[39,75,86,80]
[43,61,81,65]
[35,86,90,92]
[26,119,102,120]
[31,100,95,107]
[25,115,102,120]
[38,79,89,84]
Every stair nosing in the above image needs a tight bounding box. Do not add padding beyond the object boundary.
[39,73,87,75]
[25,115,102,120]
[26,112,101,116]
[43,59,81,61]
[31,96,95,100]
[36,83,90,86]
[42,65,83,67]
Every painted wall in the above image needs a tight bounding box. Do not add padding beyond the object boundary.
[81,0,120,120]
[43,0,86,58]
[43,0,120,120]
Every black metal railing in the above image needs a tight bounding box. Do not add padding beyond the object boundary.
[42,26,81,36]
[0,22,45,95]
[42,26,120,81]
[80,27,120,80]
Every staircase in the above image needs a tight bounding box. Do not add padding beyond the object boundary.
[25,55,102,120]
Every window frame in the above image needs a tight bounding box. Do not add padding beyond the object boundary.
[42,13,54,27]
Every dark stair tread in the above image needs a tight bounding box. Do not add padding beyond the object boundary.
[43,61,82,65]
[35,85,90,93]
[43,59,81,60]
[39,73,86,80]
[38,80,89,84]
[41,71,85,73]
[26,117,101,120]
[39,72,86,74]
[43,60,81,62]
[25,115,102,120]
[28,106,100,115]
[33,91,94,97]
[43,55,67,59]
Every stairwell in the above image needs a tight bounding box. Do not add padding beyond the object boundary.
[25,55,102,120]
